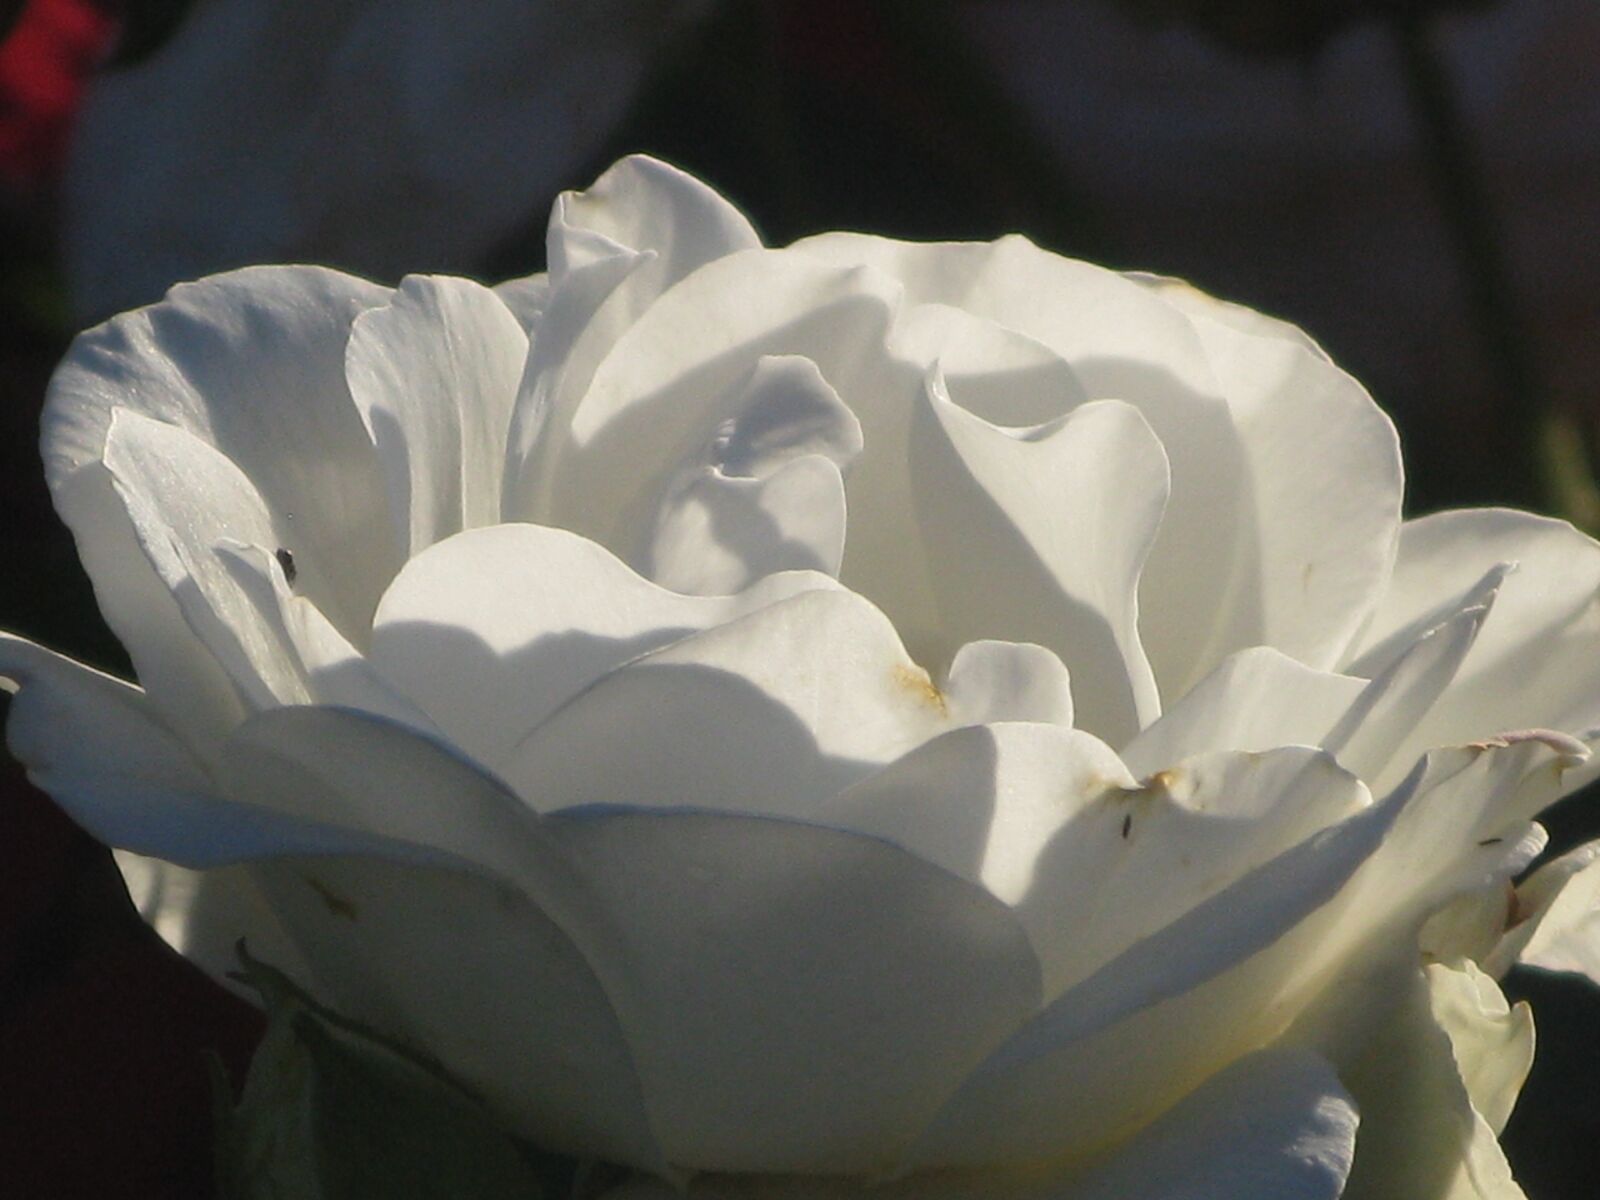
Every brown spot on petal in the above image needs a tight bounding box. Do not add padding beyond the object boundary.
[302,874,358,921]
[892,663,948,717]
[1143,768,1183,794]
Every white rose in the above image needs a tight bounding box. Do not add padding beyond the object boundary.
[6,156,1600,1198]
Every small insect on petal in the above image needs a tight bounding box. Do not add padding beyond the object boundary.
[1121,813,1132,839]
[275,547,298,585]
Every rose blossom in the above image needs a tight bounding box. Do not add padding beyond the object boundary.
[6,156,1600,1197]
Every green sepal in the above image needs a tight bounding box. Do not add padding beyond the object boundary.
[213,943,557,1200]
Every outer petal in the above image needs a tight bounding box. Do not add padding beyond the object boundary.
[1147,288,1402,685]
[218,706,1044,1176]
[46,266,399,640]
[1122,646,1363,777]
[115,852,312,990]
[548,154,759,294]
[1348,509,1600,757]
[248,853,664,1169]
[1338,964,1530,1200]
[595,1049,1357,1200]
[1491,839,1600,980]
[537,809,1041,1175]
[1428,961,1534,1136]
[830,728,1367,999]
[0,633,211,815]
[910,734,1578,1170]
[345,274,528,553]
[1124,568,1501,791]
[1064,1048,1357,1200]
[103,409,311,711]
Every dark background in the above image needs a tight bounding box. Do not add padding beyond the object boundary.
[1,0,1598,1194]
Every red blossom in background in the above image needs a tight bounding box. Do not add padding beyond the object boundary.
[0,0,114,194]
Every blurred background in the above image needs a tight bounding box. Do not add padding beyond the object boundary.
[1,0,1597,1194]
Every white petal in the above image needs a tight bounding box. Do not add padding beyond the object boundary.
[944,640,1074,727]
[1127,271,1330,358]
[646,456,849,594]
[909,756,1411,1168]
[642,355,861,592]
[1337,965,1529,1200]
[505,157,767,525]
[1067,1048,1357,1200]
[491,272,549,332]
[549,154,759,288]
[1176,310,1402,681]
[248,853,664,1170]
[1122,646,1364,778]
[46,266,400,638]
[208,703,1041,1174]
[501,587,953,817]
[597,1054,1355,1199]
[1427,961,1533,1136]
[213,541,436,729]
[536,808,1040,1173]
[790,232,1245,704]
[345,274,528,552]
[536,249,902,553]
[102,408,309,710]
[0,632,209,804]
[911,373,1165,744]
[219,705,543,878]
[115,852,314,994]
[822,723,1132,946]
[837,725,1368,1017]
[1495,839,1600,980]
[501,245,651,522]
[368,523,838,769]
[50,464,250,751]
[1326,569,1502,788]
[1349,509,1600,753]
[0,640,422,869]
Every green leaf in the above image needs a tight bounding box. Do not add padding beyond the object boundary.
[214,946,552,1200]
